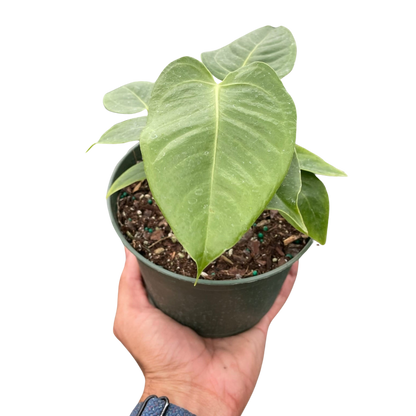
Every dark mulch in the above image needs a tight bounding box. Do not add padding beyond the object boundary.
[117,180,309,281]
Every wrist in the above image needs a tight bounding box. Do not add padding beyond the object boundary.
[140,378,238,416]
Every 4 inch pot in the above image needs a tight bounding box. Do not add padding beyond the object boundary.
[107,144,313,338]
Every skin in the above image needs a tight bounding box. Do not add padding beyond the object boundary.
[114,248,299,416]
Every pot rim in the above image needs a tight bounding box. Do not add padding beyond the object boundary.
[107,144,313,286]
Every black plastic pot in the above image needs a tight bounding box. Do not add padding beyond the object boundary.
[107,144,313,338]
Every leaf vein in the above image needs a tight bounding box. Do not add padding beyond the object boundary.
[122,86,149,110]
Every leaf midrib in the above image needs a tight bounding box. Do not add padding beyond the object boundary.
[241,29,273,67]
[201,84,220,266]
[122,86,149,110]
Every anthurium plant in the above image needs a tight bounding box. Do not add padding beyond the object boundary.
[90,25,346,280]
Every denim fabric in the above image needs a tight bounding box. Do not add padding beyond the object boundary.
[130,397,196,416]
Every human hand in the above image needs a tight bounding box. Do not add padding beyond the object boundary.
[114,248,299,416]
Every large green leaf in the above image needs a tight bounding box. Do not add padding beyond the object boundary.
[201,26,296,81]
[141,57,297,279]
[106,162,146,198]
[267,151,307,234]
[95,113,147,147]
[103,82,154,114]
[296,145,347,177]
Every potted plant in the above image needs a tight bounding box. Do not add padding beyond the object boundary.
[89,25,346,337]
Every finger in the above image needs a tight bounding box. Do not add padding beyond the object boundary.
[256,261,299,331]
[117,247,151,312]
[275,261,298,307]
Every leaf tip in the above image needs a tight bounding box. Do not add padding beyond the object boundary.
[194,272,201,287]
[82,140,97,156]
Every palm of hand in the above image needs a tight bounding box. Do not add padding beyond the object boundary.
[114,249,298,416]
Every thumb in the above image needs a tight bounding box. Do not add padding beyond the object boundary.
[117,247,150,312]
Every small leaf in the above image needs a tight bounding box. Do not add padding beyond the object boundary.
[106,162,146,198]
[201,26,296,80]
[103,82,154,114]
[271,170,330,242]
[296,145,347,177]
[267,151,307,234]
[297,171,329,244]
[96,113,147,147]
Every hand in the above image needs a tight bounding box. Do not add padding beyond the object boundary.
[114,248,299,416]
